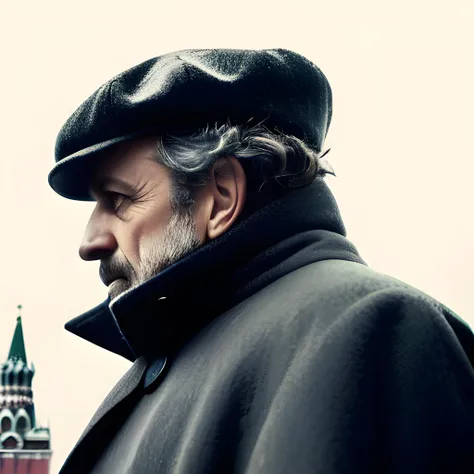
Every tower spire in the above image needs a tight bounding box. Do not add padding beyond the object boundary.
[0,306,52,471]
[8,305,28,364]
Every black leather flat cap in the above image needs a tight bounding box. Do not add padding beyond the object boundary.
[48,48,332,200]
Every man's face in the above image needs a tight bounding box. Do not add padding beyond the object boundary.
[79,136,202,301]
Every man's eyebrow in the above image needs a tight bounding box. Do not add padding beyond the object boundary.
[90,177,137,196]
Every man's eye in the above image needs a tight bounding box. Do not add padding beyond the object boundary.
[104,192,130,214]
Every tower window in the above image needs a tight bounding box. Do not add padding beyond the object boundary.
[1,417,12,433]
[2,435,18,449]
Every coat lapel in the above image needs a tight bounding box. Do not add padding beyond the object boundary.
[79,356,147,442]
[60,357,147,473]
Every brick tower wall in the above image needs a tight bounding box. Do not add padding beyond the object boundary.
[0,451,51,474]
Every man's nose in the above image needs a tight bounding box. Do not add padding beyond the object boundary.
[79,211,117,261]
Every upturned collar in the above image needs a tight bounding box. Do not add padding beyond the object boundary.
[65,179,365,361]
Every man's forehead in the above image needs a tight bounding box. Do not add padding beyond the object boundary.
[99,136,158,166]
[91,137,158,181]
[90,151,169,199]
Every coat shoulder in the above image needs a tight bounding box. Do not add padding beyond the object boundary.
[247,259,473,361]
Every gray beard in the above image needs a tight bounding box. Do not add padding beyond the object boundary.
[106,210,201,301]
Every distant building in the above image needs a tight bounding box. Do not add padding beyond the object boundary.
[0,307,51,474]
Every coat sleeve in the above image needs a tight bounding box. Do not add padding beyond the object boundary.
[245,287,474,474]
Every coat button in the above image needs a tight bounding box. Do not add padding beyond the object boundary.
[144,357,167,391]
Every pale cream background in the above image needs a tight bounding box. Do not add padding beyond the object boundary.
[0,0,473,472]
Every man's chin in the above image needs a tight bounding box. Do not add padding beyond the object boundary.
[108,278,132,301]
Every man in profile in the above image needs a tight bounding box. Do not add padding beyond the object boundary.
[49,49,474,473]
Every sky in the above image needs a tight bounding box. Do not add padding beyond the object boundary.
[0,0,473,472]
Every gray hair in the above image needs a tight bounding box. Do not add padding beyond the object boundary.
[155,123,334,213]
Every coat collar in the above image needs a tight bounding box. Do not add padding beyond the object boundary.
[65,178,365,361]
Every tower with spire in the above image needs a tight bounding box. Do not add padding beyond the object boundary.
[0,306,52,474]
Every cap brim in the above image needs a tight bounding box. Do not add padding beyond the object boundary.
[48,133,142,201]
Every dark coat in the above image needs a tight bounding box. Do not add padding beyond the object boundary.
[60,179,474,474]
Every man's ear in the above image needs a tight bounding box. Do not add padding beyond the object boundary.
[206,156,247,240]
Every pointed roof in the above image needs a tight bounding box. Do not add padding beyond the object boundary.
[8,306,27,364]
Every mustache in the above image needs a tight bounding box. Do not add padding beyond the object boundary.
[99,257,134,285]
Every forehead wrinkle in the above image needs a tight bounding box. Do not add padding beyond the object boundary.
[90,176,139,197]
